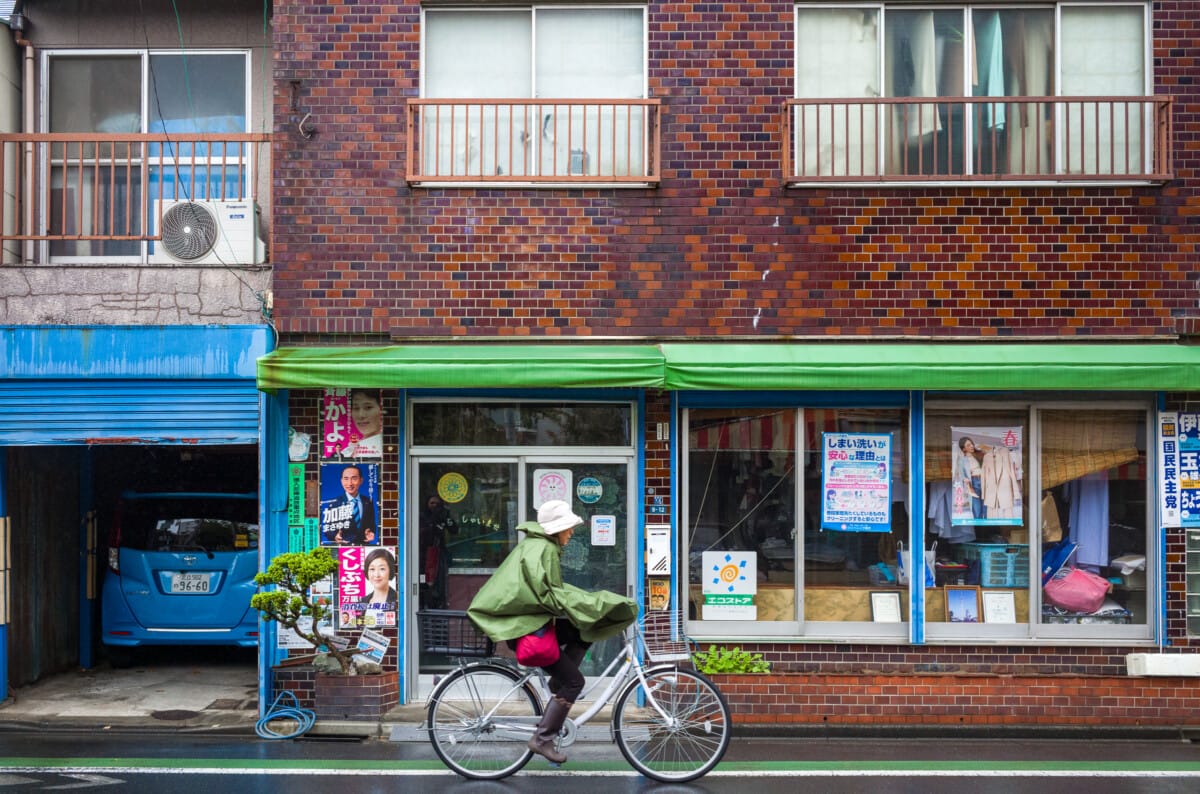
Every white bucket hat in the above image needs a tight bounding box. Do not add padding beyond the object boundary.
[537,500,583,535]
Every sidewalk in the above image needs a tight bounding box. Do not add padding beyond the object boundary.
[1,664,1192,742]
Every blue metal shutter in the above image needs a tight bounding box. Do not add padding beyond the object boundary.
[0,379,261,445]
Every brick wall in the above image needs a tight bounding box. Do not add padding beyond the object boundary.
[271,2,1200,340]
[716,672,1200,727]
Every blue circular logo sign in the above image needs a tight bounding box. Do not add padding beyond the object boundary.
[576,476,603,504]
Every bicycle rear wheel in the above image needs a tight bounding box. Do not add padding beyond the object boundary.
[613,666,731,783]
[427,663,542,780]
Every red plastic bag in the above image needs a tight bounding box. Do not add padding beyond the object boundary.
[515,621,560,667]
[1044,567,1110,613]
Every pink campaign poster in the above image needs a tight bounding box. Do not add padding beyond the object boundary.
[323,388,383,460]
[336,546,398,631]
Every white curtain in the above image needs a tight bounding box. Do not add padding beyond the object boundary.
[1061,5,1145,175]
[536,8,645,176]
[794,8,879,177]
[1005,11,1054,175]
[424,10,531,177]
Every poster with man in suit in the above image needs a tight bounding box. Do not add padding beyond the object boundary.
[320,462,380,545]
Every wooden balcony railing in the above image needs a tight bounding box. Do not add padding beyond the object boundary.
[783,96,1173,184]
[406,99,661,185]
[0,132,269,244]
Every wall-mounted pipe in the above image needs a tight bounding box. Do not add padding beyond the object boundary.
[10,4,34,264]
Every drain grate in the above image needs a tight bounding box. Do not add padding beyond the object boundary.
[150,709,200,721]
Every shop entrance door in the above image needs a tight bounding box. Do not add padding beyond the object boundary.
[412,456,632,692]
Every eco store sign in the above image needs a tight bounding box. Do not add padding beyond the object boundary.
[702,551,757,620]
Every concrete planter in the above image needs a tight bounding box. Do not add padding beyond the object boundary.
[312,671,400,722]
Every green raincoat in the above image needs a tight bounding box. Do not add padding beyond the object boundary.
[468,520,637,643]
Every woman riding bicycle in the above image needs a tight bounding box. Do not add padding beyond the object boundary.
[467,500,637,765]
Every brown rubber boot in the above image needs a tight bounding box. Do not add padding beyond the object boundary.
[527,696,572,764]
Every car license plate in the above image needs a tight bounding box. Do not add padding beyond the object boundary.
[170,572,212,594]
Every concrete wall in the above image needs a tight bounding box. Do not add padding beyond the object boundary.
[1,0,272,326]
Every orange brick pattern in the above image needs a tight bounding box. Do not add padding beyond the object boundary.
[716,673,1200,726]
[271,2,1199,340]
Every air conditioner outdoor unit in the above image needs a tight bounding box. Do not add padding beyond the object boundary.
[149,199,265,265]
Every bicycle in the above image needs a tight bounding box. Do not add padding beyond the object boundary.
[418,608,731,783]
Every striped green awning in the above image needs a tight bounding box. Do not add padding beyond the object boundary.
[255,344,666,391]
[256,342,1200,392]
[660,342,1200,391]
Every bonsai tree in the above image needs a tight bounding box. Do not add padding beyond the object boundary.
[251,547,356,675]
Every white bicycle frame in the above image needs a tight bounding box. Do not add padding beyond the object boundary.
[441,623,680,743]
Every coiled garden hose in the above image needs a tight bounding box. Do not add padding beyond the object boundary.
[255,690,316,739]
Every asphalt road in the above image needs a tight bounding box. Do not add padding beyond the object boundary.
[2,732,1200,793]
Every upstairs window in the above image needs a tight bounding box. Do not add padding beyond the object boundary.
[43,50,250,260]
[417,6,652,183]
[791,3,1159,183]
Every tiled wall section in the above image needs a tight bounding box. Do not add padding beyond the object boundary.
[271,2,1200,339]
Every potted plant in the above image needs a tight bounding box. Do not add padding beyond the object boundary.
[252,547,398,721]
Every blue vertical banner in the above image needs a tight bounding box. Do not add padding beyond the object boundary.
[1160,411,1200,528]
[820,432,892,532]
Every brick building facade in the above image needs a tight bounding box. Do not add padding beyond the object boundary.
[261,1,1200,728]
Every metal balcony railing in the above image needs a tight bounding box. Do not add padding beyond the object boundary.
[0,132,269,245]
[783,96,1173,184]
[406,99,661,185]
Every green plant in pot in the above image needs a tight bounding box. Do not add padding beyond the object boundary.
[692,645,771,675]
[251,547,357,675]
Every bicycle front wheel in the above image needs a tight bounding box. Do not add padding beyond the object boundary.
[427,663,542,780]
[613,666,731,783]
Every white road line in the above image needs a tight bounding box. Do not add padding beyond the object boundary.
[3,767,1200,778]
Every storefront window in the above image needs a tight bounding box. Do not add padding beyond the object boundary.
[413,401,631,447]
[684,406,908,633]
[924,408,1030,626]
[686,408,798,624]
[1038,408,1148,630]
[924,402,1150,637]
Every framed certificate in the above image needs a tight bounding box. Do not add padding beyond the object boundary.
[870,591,903,623]
[982,590,1017,624]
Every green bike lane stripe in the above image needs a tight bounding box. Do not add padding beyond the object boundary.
[3,758,1200,775]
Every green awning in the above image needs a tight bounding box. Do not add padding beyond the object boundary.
[661,342,1200,391]
[255,344,667,391]
[257,342,1200,392]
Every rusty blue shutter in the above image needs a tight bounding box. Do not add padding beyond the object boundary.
[0,326,269,445]
[0,379,260,444]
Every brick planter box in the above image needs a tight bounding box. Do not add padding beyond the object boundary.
[313,671,400,722]
[271,666,400,722]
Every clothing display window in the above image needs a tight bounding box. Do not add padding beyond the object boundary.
[923,402,1150,639]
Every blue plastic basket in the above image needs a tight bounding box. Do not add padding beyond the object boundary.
[958,543,1030,588]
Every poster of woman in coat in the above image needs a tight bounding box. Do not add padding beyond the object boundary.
[951,426,1024,526]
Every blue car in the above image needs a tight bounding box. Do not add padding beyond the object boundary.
[101,491,260,666]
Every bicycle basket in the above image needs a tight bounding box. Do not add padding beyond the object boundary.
[417,609,495,658]
[641,609,694,663]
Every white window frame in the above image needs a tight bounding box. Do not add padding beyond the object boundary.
[419,5,649,101]
[922,398,1155,645]
[792,1,1155,185]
